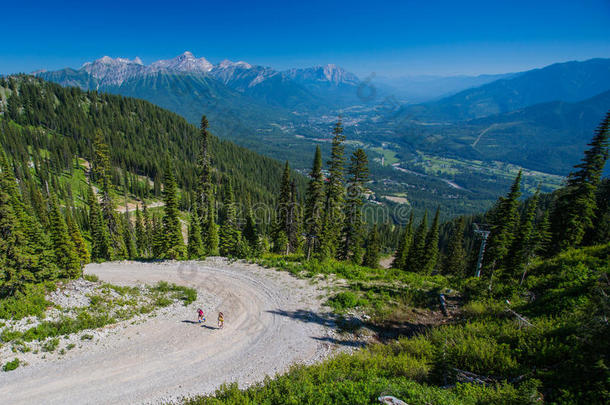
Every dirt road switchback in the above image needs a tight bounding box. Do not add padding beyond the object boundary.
[0,259,338,404]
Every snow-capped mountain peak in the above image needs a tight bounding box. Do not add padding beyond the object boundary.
[149,51,213,74]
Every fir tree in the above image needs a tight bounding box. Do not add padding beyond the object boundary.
[87,184,111,261]
[406,211,428,272]
[197,115,213,228]
[242,194,260,255]
[534,209,552,257]
[484,171,522,274]
[392,212,414,270]
[187,203,205,259]
[48,195,80,278]
[65,208,90,267]
[161,160,186,260]
[362,225,380,268]
[273,161,293,253]
[304,146,325,258]
[552,113,609,251]
[443,216,466,277]
[135,204,146,257]
[205,196,219,256]
[219,181,241,256]
[507,189,540,281]
[320,120,346,259]
[0,158,34,295]
[340,148,369,263]
[142,202,153,257]
[287,180,302,254]
[423,207,440,274]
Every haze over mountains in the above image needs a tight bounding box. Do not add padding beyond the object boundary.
[37,52,610,184]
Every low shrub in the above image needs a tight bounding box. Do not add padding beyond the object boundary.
[2,358,20,372]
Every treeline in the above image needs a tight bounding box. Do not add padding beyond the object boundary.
[392,111,609,293]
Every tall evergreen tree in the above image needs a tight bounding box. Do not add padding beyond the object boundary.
[242,194,260,255]
[205,196,219,256]
[187,203,205,259]
[552,113,609,251]
[406,211,428,272]
[392,212,414,270]
[484,171,522,274]
[320,120,346,259]
[161,160,186,260]
[197,115,213,230]
[48,195,80,278]
[443,216,467,277]
[287,180,302,254]
[507,189,540,280]
[422,207,441,274]
[341,148,369,263]
[304,146,325,259]
[135,204,146,257]
[142,202,153,257]
[362,225,380,268]
[65,208,90,267]
[87,184,111,261]
[534,209,552,257]
[273,161,293,253]
[219,181,240,256]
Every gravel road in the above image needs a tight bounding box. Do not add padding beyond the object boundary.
[0,259,338,404]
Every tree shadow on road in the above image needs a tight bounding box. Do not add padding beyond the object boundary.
[267,308,441,344]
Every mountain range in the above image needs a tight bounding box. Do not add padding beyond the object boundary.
[36,53,610,180]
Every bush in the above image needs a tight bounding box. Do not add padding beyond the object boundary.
[2,358,20,372]
[83,274,99,282]
[327,291,368,311]
[0,284,51,320]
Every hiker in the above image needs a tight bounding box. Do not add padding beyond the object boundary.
[218,312,224,329]
[197,308,205,323]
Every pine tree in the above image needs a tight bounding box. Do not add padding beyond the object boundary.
[341,148,369,263]
[65,208,90,267]
[362,225,380,268]
[534,209,552,257]
[122,212,137,260]
[205,196,219,255]
[507,189,540,280]
[422,207,441,274]
[135,204,146,257]
[197,115,213,229]
[93,130,126,259]
[161,160,186,259]
[287,181,302,254]
[0,156,34,295]
[48,195,80,278]
[273,161,293,253]
[484,171,522,273]
[443,216,466,277]
[552,113,609,251]
[142,202,153,257]
[187,203,205,259]
[219,181,241,256]
[392,212,414,270]
[304,146,325,259]
[87,184,111,261]
[242,194,259,255]
[406,211,428,272]
[320,120,346,259]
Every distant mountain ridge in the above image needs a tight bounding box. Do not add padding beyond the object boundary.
[38,51,360,95]
[396,58,610,122]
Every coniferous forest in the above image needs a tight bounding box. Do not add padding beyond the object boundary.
[0,74,609,404]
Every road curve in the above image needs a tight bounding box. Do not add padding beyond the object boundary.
[0,259,335,404]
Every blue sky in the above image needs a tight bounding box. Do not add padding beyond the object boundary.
[2,0,609,77]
